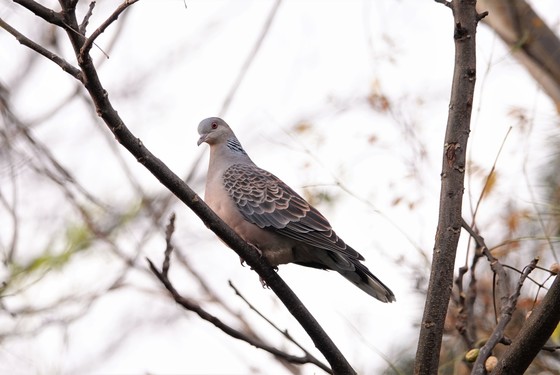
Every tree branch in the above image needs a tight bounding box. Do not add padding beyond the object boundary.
[13,0,66,28]
[453,244,483,349]
[461,218,510,307]
[78,1,96,35]
[0,17,82,80]
[414,1,482,373]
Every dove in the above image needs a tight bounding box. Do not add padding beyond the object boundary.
[197,117,395,302]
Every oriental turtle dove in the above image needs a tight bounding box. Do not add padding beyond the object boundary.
[197,117,395,303]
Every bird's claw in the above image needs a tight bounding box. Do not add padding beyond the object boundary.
[251,244,263,257]
[238,244,263,267]
[258,266,279,289]
[237,244,278,289]
[259,277,270,289]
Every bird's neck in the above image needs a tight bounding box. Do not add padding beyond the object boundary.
[225,138,247,156]
[208,137,253,176]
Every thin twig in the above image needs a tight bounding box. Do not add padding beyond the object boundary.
[469,126,512,231]
[461,219,510,305]
[453,244,483,349]
[288,132,426,266]
[162,213,175,277]
[502,264,549,292]
[79,0,140,59]
[462,218,511,324]
[79,1,96,35]
[7,111,107,209]
[228,281,332,374]
[168,247,305,374]
[218,0,282,116]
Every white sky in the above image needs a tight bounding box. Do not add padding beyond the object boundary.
[1,0,559,374]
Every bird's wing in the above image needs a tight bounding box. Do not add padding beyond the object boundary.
[223,163,364,261]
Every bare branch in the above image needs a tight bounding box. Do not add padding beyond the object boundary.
[13,0,66,27]
[79,1,96,35]
[453,245,483,349]
[0,17,82,80]
[476,11,489,22]
[461,219,510,304]
[469,127,512,226]
[161,213,176,278]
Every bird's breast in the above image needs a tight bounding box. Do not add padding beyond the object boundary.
[204,180,295,266]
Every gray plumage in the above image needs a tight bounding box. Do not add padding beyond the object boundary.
[197,117,395,303]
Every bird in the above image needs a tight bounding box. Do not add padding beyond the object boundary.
[197,117,395,303]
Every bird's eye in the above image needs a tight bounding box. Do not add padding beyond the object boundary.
[211,122,218,129]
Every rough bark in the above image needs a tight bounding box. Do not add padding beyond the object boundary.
[414,1,483,374]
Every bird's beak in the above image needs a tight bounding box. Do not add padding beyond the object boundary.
[197,134,207,146]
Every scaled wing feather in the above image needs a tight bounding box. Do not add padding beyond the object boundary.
[223,163,364,261]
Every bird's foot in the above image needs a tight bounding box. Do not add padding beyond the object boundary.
[259,276,270,289]
[258,265,279,289]
[238,244,263,267]
[250,244,263,257]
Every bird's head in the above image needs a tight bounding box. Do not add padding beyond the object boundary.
[197,117,232,146]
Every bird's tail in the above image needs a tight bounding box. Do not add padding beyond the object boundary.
[294,247,395,302]
[338,260,396,303]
